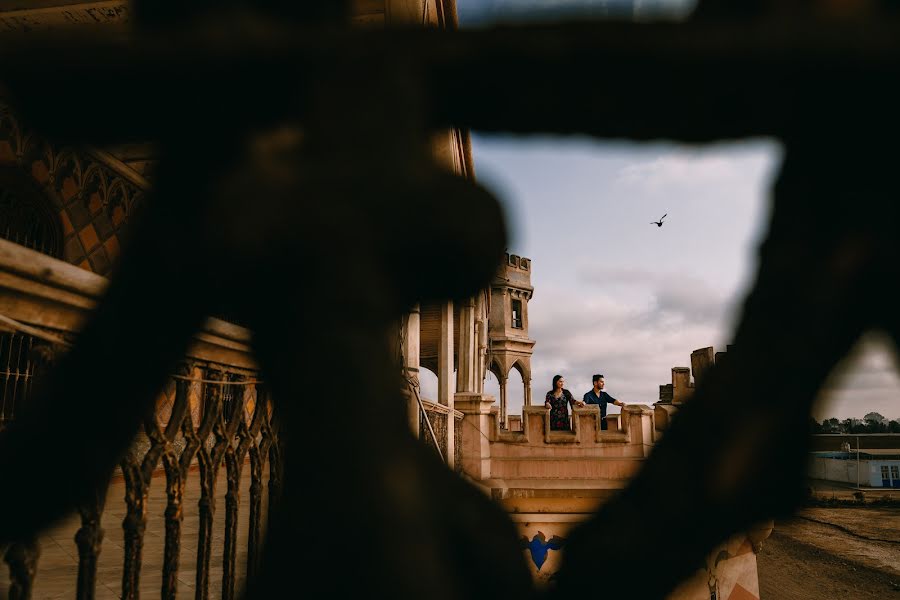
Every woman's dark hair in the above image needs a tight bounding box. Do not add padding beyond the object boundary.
[551,374,563,393]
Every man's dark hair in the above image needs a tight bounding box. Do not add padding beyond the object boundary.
[592,374,604,383]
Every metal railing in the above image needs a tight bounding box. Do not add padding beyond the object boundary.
[1,361,282,600]
[0,331,35,428]
[0,240,281,599]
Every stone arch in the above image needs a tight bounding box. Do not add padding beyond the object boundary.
[510,358,531,384]
[505,364,526,426]
[489,359,506,384]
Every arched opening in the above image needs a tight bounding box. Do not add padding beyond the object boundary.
[506,363,526,427]
[484,370,502,407]
[416,365,458,403]
[485,360,506,427]
[0,166,62,257]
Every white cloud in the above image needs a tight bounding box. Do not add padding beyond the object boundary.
[468,135,898,422]
[615,154,751,193]
[576,265,733,327]
[815,333,900,421]
[524,275,729,407]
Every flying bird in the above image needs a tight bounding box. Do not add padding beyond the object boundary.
[521,531,565,570]
[651,213,667,227]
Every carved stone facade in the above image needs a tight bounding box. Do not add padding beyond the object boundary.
[0,101,146,276]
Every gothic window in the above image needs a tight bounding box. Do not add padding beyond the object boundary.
[511,299,523,329]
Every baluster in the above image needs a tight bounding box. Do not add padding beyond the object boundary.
[222,444,239,600]
[246,384,268,581]
[266,421,282,527]
[121,408,168,600]
[221,382,246,600]
[161,457,183,600]
[246,444,264,581]
[195,369,223,600]
[177,366,207,599]
[3,539,40,600]
[161,366,192,600]
[75,484,108,600]
[120,463,146,600]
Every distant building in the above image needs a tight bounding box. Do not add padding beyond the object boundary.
[810,450,900,489]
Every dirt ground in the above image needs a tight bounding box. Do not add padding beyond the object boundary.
[757,506,900,599]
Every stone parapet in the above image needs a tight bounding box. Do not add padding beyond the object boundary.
[457,401,657,483]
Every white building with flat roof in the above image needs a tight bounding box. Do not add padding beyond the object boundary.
[810,450,900,489]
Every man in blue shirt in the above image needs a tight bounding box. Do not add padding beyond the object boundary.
[582,374,625,430]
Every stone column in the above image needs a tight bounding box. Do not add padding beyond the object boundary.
[456,296,476,393]
[475,318,486,394]
[522,291,530,331]
[499,376,508,429]
[438,301,455,468]
[475,289,490,394]
[403,305,421,437]
[524,376,532,406]
[454,393,495,480]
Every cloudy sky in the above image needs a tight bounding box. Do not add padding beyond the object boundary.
[417,0,900,422]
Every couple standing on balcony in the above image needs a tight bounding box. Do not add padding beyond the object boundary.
[544,374,625,431]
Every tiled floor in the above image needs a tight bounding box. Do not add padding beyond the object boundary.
[27,463,270,600]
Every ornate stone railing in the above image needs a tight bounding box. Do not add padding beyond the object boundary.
[0,238,282,600]
[419,398,463,473]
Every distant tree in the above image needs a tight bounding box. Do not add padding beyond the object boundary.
[865,419,887,433]
[825,417,842,433]
[889,420,900,434]
[838,418,868,434]
[864,412,887,424]
[809,417,823,434]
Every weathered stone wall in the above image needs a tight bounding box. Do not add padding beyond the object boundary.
[454,414,462,473]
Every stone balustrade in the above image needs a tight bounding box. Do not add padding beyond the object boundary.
[0,239,280,600]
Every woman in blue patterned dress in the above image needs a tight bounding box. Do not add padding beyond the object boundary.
[544,374,579,431]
